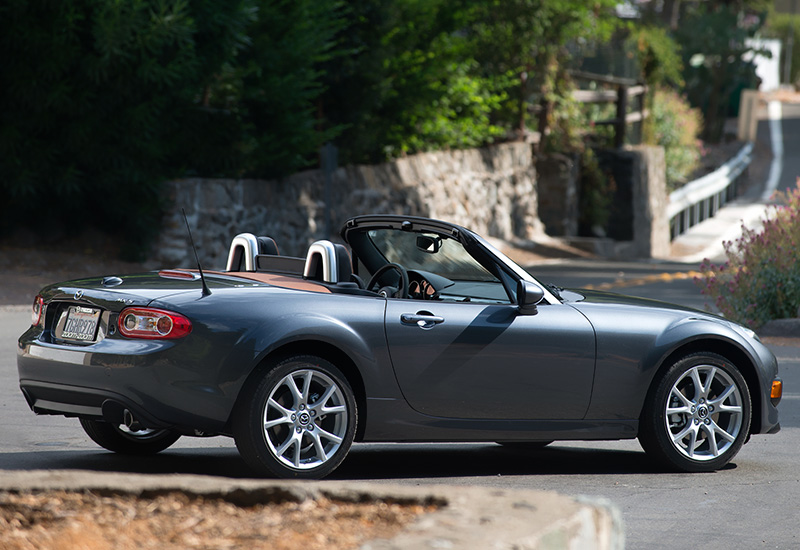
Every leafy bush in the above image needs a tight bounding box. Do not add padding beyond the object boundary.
[696,180,800,328]
[650,88,703,191]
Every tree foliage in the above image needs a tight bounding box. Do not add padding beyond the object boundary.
[674,3,766,142]
[1,0,624,256]
[0,0,254,257]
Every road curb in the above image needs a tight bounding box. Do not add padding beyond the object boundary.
[0,470,624,549]
[759,318,800,339]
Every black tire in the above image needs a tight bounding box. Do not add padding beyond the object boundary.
[233,355,357,479]
[79,419,180,455]
[639,352,751,472]
[496,441,554,449]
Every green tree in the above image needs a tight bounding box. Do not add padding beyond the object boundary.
[0,0,253,257]
[463,0,619,146]
[675,3,766,142]
[320,0,509,164]
[208,0,346,177]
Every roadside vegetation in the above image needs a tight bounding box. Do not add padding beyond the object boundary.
[697,181,800,328]
[0,0,773,258]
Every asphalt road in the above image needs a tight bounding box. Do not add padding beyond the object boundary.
[778,103,800,196]
[2,260,799,549]
[1,105,798,548]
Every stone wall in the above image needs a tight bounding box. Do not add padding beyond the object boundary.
[153,142,545,268]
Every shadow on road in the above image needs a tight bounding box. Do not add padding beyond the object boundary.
[0,442,709,479]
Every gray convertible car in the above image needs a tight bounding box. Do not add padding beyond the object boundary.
[18,215,782,478]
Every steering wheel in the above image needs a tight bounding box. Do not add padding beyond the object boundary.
[366,263,409,298]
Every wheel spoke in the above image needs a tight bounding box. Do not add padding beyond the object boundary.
[315,425,343,445]
[710,385,741,414]
[684,427,699,458]
[667,388,693,415]
[275,430,300,458]
[308,430,328,461]
[264,416,292,429]
[292,434,302,467]
[311,385,347,416]
[718,403,742,414]
[712,422,736,444]
[672,422,696,447]
[267,397,292,417]
[689,367,705,399]
[300,370,313,403]
[284,374,303,406]
[700,424,719,456]
[701,366,717,397]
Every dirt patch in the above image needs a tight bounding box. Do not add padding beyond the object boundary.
[0,490,433,550]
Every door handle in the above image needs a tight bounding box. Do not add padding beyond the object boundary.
[401,313,445,329]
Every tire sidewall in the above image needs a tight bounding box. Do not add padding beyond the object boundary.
[234,355,357,479]
[640,352,751,472]
[79,418,180,455]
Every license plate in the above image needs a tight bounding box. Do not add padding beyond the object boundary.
[61,306,101,342]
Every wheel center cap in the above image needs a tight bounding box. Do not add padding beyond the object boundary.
[697,406,709,419]
[298,412,311,425]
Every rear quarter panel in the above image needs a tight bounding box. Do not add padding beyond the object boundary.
[151,286,398,429]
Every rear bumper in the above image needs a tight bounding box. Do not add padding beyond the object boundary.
[17,331,234,435]
[19,379,170,429]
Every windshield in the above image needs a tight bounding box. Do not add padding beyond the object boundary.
[367,229,498,283]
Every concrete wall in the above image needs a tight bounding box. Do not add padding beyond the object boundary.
[607,145,670,259]
[153,142,545,268]
[535,153,580,237]
[537,146,669,259]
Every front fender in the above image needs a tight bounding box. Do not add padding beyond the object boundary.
[581,303,770,422]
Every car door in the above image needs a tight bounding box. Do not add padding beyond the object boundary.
[384,299,596,420]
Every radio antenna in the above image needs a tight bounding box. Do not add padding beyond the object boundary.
[182,208,211,297]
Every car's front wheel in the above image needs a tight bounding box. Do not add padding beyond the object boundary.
[639,352,751,472]
[79,419,181,455]
[233,355,357,479]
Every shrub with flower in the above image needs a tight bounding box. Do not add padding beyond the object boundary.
[696,179,800,328]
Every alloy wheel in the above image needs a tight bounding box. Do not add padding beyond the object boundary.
[262,368,349,471]
[664,364,744,461]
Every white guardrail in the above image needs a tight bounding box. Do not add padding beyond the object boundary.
[667,142,754,239]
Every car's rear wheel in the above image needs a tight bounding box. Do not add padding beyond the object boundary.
[639,352,751,472]
[233,355,357,479]
[79,419,180,455]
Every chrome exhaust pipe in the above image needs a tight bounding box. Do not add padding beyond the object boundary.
[123,409,142,431]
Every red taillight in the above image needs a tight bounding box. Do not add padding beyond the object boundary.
[31,295,44,327]
[117,308,192,339]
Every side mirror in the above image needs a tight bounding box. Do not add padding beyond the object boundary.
[416,234,442,254]
[517,280,544,315]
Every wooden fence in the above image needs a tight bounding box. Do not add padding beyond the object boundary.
[569,70,649,148]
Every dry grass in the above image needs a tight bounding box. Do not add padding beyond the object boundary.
[0,490,433,550]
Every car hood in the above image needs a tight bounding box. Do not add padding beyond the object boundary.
[559,287,723,321]
[561,287,698,308]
